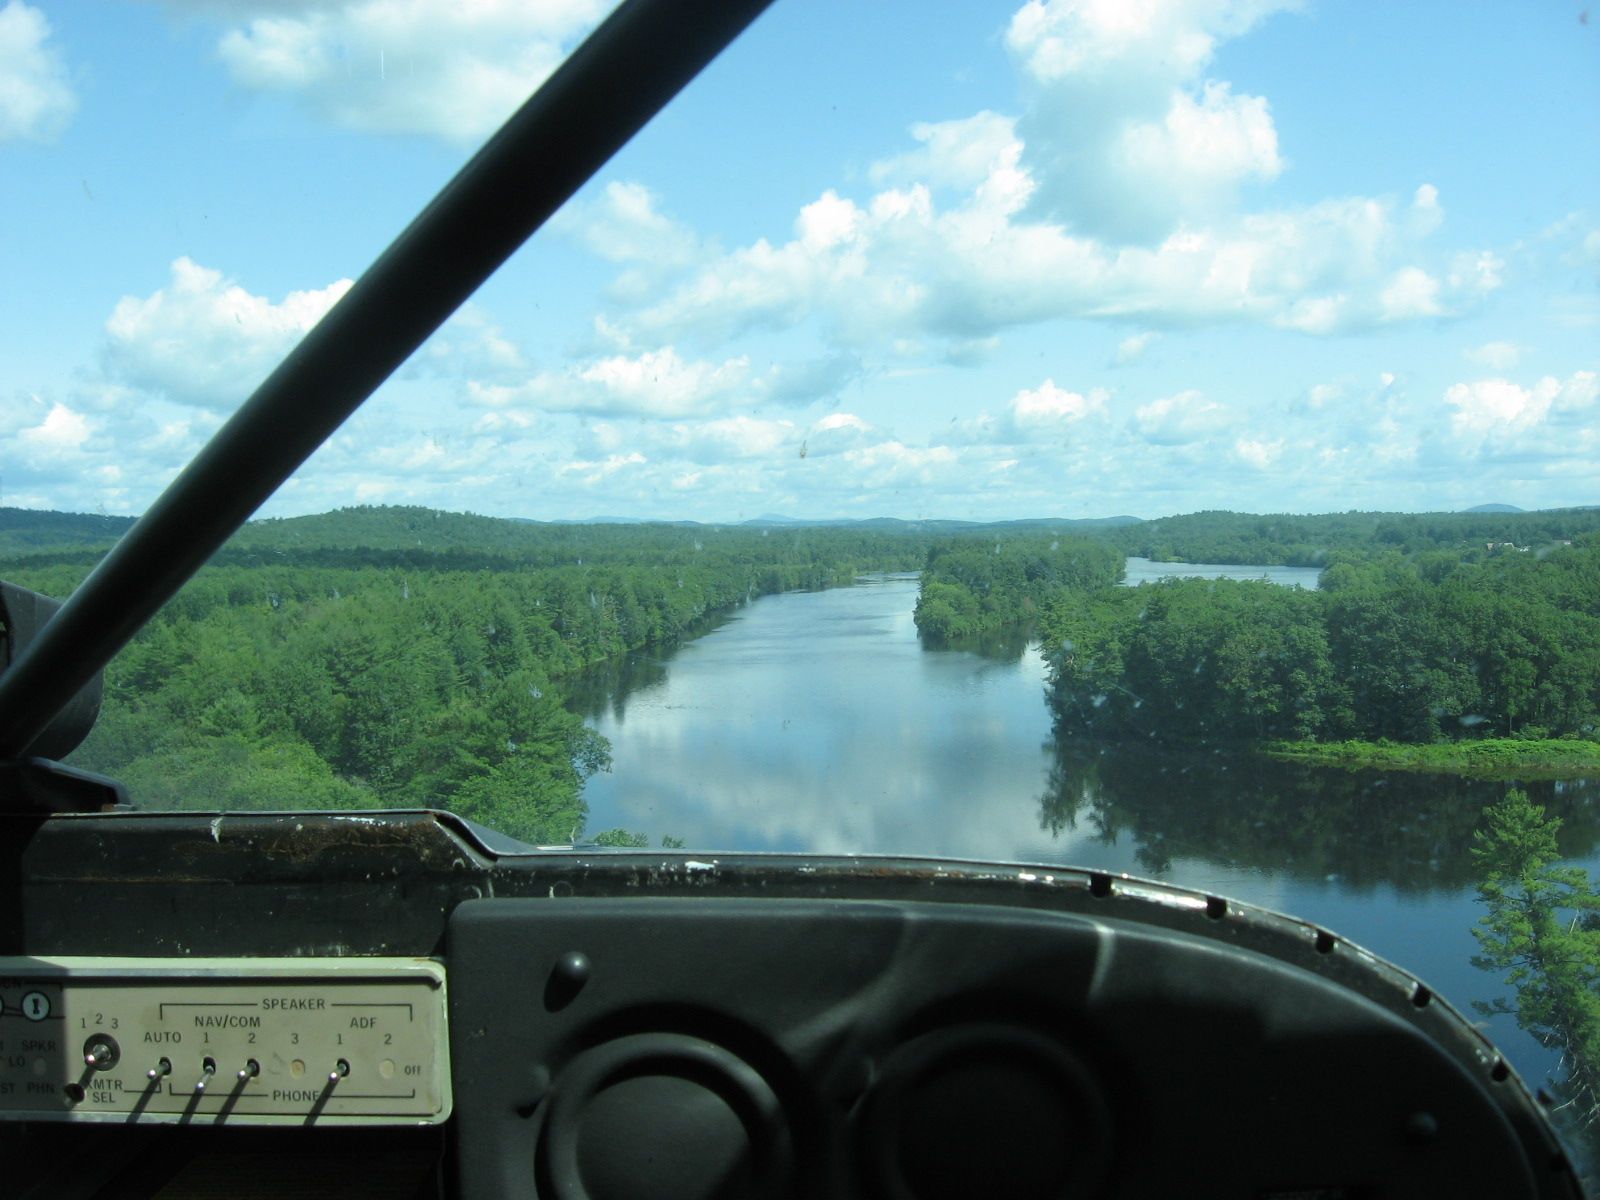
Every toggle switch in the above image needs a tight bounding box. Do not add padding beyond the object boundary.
[146,1056,172,1082]
[328,1058,351,1084]
[195,1057,217,1093]
[237,1058,260,1082]
[82,1035,120,1072]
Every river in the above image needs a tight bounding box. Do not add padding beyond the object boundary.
[574,571,1600,1148]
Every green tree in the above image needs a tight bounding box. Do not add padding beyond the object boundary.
[1471,790,1600,1157]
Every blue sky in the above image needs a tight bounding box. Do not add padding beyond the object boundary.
[2,0,1596,522]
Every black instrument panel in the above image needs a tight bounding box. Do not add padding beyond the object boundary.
[1,810,1586,1198]
[448,896,1550,1199]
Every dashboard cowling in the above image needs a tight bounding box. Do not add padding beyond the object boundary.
[1,810,1584,1198]
[448,896,1557,1199]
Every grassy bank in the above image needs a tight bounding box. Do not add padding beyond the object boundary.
[1262,738,1600,779]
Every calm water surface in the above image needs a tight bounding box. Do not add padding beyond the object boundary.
[577,573,1600,1132]
[1122,555,1323,588]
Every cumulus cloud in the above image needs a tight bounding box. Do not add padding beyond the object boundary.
[104,257,352,409]
[560,2,1497,357]
[563,180,700,270]
[1007,0,1294,242]
[948,379,1108,446]
[1134,389,1229,444]
[1012,378,1107,426]
[1379,267,1442,320]
[16,400,92,452]
[1445,371,1598,445]
[621,176,1489,353]
[0,1,77,142]
[470,346,856,420]
[543,347,750,418]
[1233,435,1282,468]
[871,111,1024,195]
[202,0,609,143]
[0,384,227,514]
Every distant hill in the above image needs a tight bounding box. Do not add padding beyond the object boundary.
[737,514,1143,532]
[0,507,135,557]
[2,504,1595,576]
[1464,503,1523,513]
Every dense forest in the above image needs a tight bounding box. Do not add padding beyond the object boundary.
[912,536,1123,641]
[6,502,1600,843]
[0,508,926,842]
[1100,507,1600,567]
[898,506,1600,761]
[1042,541,1600,748]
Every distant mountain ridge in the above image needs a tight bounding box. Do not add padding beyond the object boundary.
[2,503,1597,566]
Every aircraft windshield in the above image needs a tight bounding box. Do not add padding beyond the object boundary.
[2,0,1598,1177]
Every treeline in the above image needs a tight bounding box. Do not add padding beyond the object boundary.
[912,535,1123,641]
[1101,508,1600,567]
[1043,539,1600,746]
[1,513,927,842]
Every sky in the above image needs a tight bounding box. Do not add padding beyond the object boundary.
[0,0,1596,523]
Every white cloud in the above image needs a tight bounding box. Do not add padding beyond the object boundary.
[667,415,797,462]
[470,345,858,420]
[578,1,1497,355]
[412,303,525,382]
[1448,249,1504,296]
[1134,388,1228,444]
[1465,341,1521,369]
[557,451,647,487]
[104,257,352,410]
[471,347,748,418]
[578,348,748,416]
[563,180,699,268]
[1122,80,1282,192]
[947,379,1108,447]
[1006,0,1291,85]
[206,0,609,143]
[0,1,76,142]
[627,178,1482,351]
[1379,267,1442,320]
[871,111,1025,196]
[1007,0,1296,242]
[16,401,92,452]
[1233,435,1282,468]
[1113,331,1157,364]
[1444,377,1554,438]
[1012,379,1106,426]
[1408,184,1443,237]
[1449,381,1525,435]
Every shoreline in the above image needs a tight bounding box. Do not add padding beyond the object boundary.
[1261,738,1600,780]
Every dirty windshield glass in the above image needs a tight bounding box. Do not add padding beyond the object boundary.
[2,0,1599,1172]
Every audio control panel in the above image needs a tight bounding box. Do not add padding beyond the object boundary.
[0,957,450,1125]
